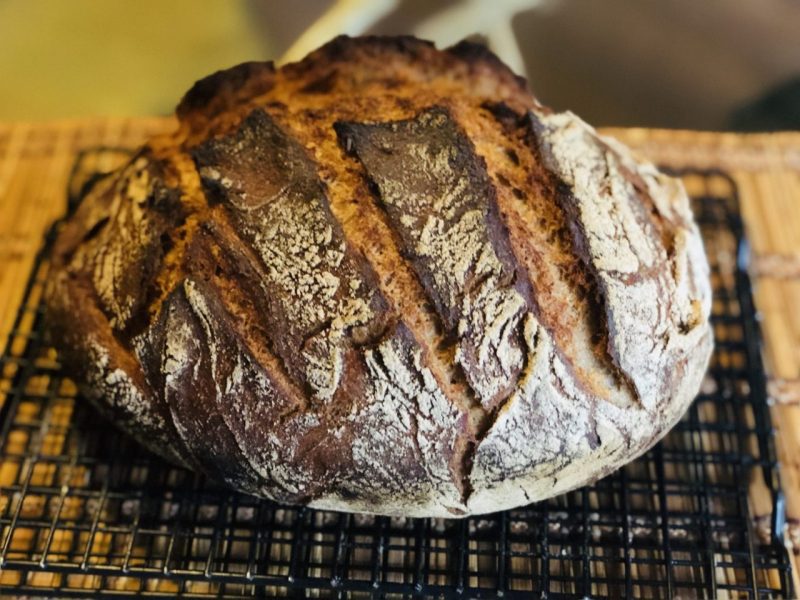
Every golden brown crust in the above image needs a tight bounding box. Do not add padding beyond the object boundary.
[45,36,713,517]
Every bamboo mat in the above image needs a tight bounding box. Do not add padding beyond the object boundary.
[1,117,800,591]
[603,127,800,590]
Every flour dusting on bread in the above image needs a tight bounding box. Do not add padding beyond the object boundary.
[45,35,713,517]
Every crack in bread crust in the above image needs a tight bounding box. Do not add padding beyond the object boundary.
[45,35,714,518]
[472,101,638,406]
[335,107,532,412]
[191,108,390,402]
[527,109,711,409]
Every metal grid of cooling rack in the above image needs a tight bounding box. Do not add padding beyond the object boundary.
[0,164,793,598]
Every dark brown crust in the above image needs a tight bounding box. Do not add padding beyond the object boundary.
[53,151,185,338]
[190,108,391,400]
[46,270,198,470]
[445,39,530,94]
[155,286,265,489]
[177,61,276,125]
[44,35,712,517]
[335,107,532,410]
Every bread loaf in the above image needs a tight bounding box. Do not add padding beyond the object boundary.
[45,36,713,517]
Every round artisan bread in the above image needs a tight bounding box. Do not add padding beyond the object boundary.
[45,36,713,517]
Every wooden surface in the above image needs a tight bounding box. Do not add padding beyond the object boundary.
[1,117,799,588]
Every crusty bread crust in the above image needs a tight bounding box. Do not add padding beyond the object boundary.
[45,36,713,517]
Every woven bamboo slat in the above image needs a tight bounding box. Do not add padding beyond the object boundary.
[0,117,799,593]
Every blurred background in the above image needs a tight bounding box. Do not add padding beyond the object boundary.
[1,0,799,130]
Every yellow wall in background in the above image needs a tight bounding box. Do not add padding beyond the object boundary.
[2,0,798,128]
[0,0,273,121]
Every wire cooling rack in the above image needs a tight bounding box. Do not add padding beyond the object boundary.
[0,159,793,598]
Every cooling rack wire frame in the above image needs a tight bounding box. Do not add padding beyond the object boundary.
[0,155,793,598]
